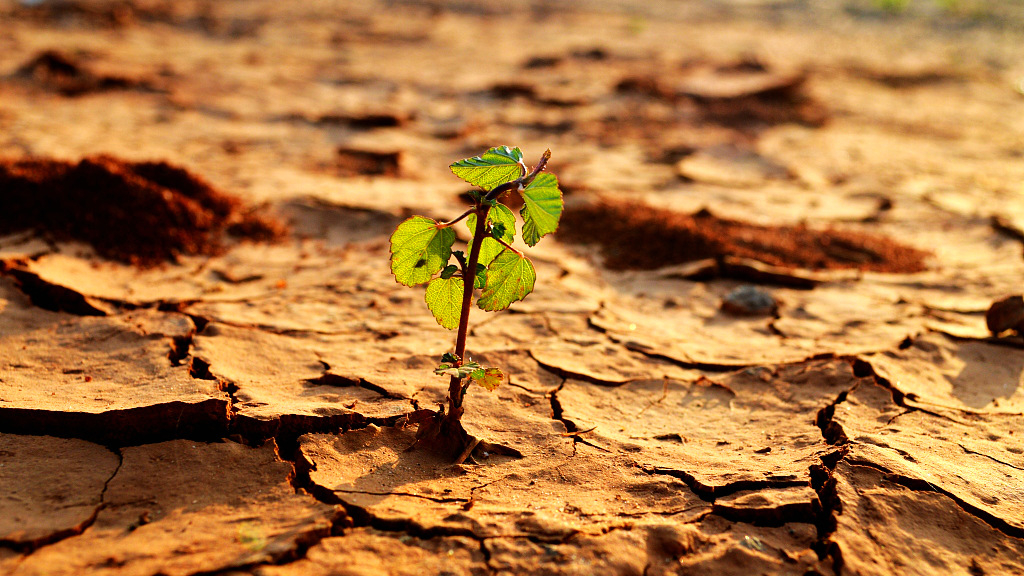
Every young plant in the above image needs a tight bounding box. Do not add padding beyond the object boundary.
[389,146,562,462]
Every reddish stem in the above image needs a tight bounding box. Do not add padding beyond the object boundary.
[448,201,490,415]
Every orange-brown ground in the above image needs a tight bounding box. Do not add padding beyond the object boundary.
[2,1,1024,575]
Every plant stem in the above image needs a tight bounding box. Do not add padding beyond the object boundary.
[489,233,522,256]
[438,207,474,228]
[448,201,490,415]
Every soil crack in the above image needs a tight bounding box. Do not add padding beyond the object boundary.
[333,489,468,505]
[1,265,109,316]
[307,364,408,400]
[844,458,1024,540]
[958,444,1024,472]
[809,379,858,574]
[641,465,809,502]
[531,352,630,387]
[850,357,968,424]
[547,378,607,455]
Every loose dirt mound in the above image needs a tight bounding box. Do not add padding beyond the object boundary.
[559,199,930,273]
[0,155,283,266]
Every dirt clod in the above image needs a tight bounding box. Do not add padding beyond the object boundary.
[0,155,284,266]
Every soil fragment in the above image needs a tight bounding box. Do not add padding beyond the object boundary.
[559,200,929,273]
[0,155,283,266]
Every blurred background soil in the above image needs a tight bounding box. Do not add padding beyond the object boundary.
[1,1,1023,575]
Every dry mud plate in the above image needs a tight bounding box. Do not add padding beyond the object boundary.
[2,1,1024,575]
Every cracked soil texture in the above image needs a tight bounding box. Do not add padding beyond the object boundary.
[2,1,1024,575]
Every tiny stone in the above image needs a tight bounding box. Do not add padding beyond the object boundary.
[721,284,777,316]
[986,295,1024,335]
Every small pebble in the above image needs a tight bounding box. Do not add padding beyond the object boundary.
[986,295,1024,336]
[721,285,777,316]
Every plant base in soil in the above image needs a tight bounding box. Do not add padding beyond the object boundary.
[403,405,523,464]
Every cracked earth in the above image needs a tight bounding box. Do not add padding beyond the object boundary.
[2,1,1024,574]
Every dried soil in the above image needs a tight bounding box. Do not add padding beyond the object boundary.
[2,1,1024,575]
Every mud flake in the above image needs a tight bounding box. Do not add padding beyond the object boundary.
[297,391,708,539]
[831,462,1024,576]
[558,360,864,495]
[833,382,1024,535]
[11,50,152,97]
[191,324,410,435]
[593,281,926,366]
[255,529,487,576]
[859,332,1024,414]
[0,435,119,549]
[676,144,793,187]
[0,280,226,444]
[335,147,404,177]
[530,341,702,385]
[712,485,821,525]
[9,440,336,576]
[677,66,828,128]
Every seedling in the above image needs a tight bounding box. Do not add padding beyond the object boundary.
[389,146,562,462]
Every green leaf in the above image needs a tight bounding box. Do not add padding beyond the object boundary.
[478,249,536,312]
[467,203,517,268]
[488,203,517,242]
[520,173,562,247]
[425,276,463,329]
[470,205,517,239]
[390,216,456,287]
[470,367,505,392]
[439,264,459,280]
[474,263,487,289]
[434,360,481,379]
[452,250,467,268]
[440,352,459,364]
[474,237,503,270]
[450,146,525,191]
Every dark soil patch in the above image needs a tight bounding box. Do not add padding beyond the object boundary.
[558,199,929,273]
[677,66,829,129]
[0,155,284,266]
[336,147,403,176]
[13,50,151,96]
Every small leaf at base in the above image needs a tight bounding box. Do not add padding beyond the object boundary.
[470,367,505,391]
[434,360,482,379]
